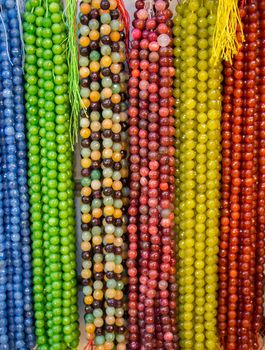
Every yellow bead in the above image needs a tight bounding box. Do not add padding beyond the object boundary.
[80,127,91,139]
[114,237,123,247]
[113,208,122,219]
[112,152,121,162]
[80,66,90,78]
[81,98,90,109]
[102,177,113,187]
[115,316,125,326]
[82,213,91,223]
[89,30,100,41]
[110,63,121,74]
[105,288,116,299]
[101,87,112,99]
[81,186,92,197]
[109,0,117,10]
[105,261,115,271]
[81,269,92,279]
[84,295,93,305]
[93,290,104,300]
[81,158,91,169]
[100,24,111,36]
[105,315,115,325]
[101,55,112,67]
[118,21,124,31]
[104,205,114,216]
[102,148,113,158]
[102,119,112,129]
[94,317,104,328]
[112,123,121,133]
[92,235,102,245]
[85,323,95,334]
[91,0,101,8]
[114,264,123,274]
[81,241,91,252]
[90,61,100,73]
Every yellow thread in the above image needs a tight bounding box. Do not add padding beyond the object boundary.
[211,0,243,65]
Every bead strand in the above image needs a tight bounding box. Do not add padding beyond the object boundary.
[0,3,26,347]
[253,0,265,338]
[218,61,233,346]
[156,2,177,348]
[23,2,48,347]
[127,13,141,348]
[0,58,8,350]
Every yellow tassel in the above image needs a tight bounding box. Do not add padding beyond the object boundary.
[211,0,243,66]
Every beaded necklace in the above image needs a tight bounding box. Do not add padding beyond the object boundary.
[173,1,222,349]
[0,1,35,348]
[78,0,129,348]
[128,0,178,348]
[23,0,79,348]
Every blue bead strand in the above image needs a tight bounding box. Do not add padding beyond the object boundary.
[0,68,9,350]
[0,12,16,349]
[6,1,35,347]
[0,0,35,348]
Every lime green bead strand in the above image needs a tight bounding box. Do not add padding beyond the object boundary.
[24,1,49,348]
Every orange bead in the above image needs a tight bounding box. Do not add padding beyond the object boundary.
[110,63,121,74]
[92,236,102,245]
[104,234,114,244]
[81,186,91,197]
[82,98,90,108]
[91,150,101,161]
[109,0,117,10]
[80,3,91,14]
[113,208,122,218]
[90,61,100,73]
[102,178,113,187]
[89,30,100,41]
[112,180,122,191]
[92,208,102,218]
[94,263,103,272]
[112,152,121,162]
[112,123,121,133]
[80,128,91,139]
[90,90,100,102]
[102,119,112,129]
[110,31,120,42]
[111,93,121,104]
[80,36,90,47]
[82,213,92,224]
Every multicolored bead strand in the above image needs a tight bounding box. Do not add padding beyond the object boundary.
[78,0,129,348]
[0,0,35,348]
[23,0,79,348]
[173,1,222,349]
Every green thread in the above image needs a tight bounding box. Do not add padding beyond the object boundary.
[65,0,84,149]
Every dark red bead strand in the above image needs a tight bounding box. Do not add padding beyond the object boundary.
[253,0,265,340]
[218,61,234,347]
[238,3,258,349]
[127,2,143,347]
